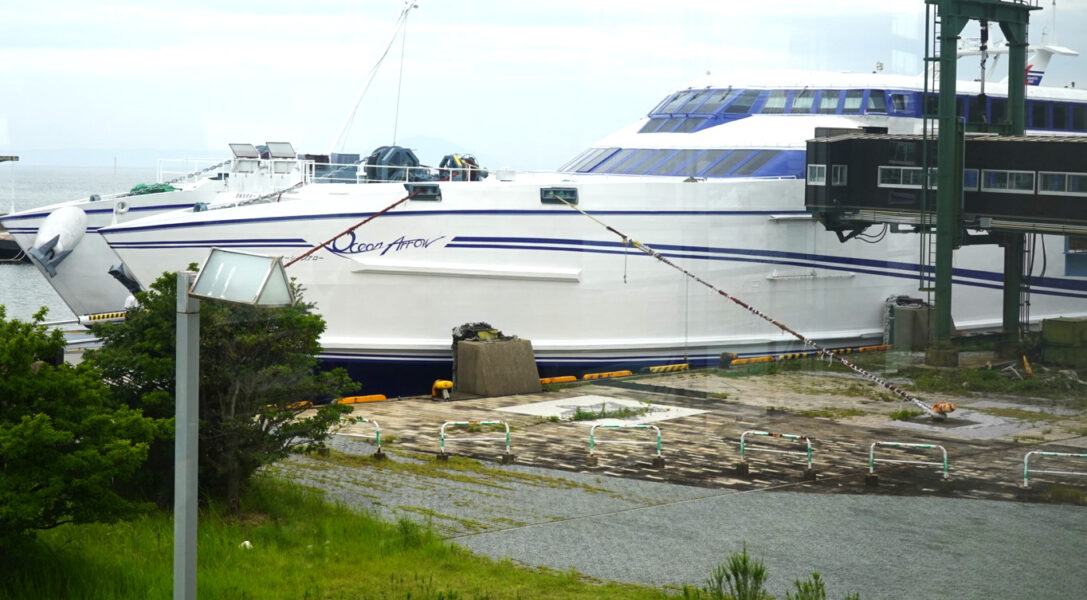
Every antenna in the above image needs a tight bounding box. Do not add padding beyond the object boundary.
[329,2,418,155]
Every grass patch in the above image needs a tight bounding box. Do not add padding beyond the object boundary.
[889,408,923,421]
[1012,433,1047,443]
[795,407,868,420]
[1,476,669,600]
[316,449,623,498]
[1046,485,1086,503]
[900,366,1087,401]
[570,403,650,421]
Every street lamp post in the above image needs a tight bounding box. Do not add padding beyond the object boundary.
[173,249,294,600]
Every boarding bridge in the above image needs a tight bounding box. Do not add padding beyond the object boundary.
[805,133,1087,236]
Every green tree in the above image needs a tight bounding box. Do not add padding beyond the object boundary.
[0,307,153,550]
[84,271,358,512]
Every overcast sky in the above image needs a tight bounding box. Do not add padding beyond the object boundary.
[2,0,1085,169]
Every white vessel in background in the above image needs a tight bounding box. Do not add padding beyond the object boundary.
[0,143,311,318]
[96,52,1087,395]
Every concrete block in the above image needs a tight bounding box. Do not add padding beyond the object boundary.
[586,454,598,466]
[651,456,666,468]
[455,339,542,397]
[1042,317,1087,346]
[802,468,817,482]
[500,453,515,465]
[436,453,449,462]
[735,461,750,476]
[373,449,386,460]
[865,474,879,487]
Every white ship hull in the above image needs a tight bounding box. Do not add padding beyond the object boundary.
[100,174,1087,395]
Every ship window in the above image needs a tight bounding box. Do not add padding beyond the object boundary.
[733,150,777,176]
[1073,105,1087,131]
[559,149,594,171]
[703,150,756,177]
[816,91,840,114]
[982,170,1035,193]
[607,149,654,173]
[923,93,938,117]
[831,164,848,186]
[589,148,637,173]
[661,91,697,113]
[968,95,987,122]
[990,98,1007,124]
[889,93,908,113]
[648,94,676,114]
[963,169,979,191]
[580,148,620,172]
[867,90,887,113]
[685,150,727,176]
[673,117,707,133]
[1071,174,1087,194]
[568,148,610,172]
[639,117,669,133]
[627,150,670,174]
[678,91,709,113]
[807,164,826,185]
[724,90,761,114]
[649,150,704,176]
[1031,102,1049,129]
[842,90,864,114]
[790,90,815,113]
[761,90,788,114]
[1053,104,1069,130]
[696,89,738,114]
[655,117,686,133]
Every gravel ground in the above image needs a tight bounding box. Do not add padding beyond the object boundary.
[271,435,1087,600]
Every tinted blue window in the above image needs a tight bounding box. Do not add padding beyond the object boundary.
[1054,104,1069,130]
[559,149,593,171]
[695,90,739,114]
[574,148,619,172]
[760,90,788,114]
[605,149,654,173]
[628,150,672,174]
[648,150,704,176]
[590,149,638,173]
[733,150,778,176]
[655,117,686,132]
[867,90,887,113]
[816,91,840,114]
[702,150,756,177]
[724,90,761,114]
[618,149,665,174]
[661,91,697,113]
[1030,102,1049,129]
[791,90,815,114]
[674,118,707,133]
[638,117,668,133]
[678,91,711,113]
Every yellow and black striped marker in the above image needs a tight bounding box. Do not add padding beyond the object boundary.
[647,363,688,373]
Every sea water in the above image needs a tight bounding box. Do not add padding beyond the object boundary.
[0,165,156,322]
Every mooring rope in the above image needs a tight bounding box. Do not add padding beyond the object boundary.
[551,193,946,419]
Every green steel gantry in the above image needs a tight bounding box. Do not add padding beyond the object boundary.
[926,0,1039,365]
